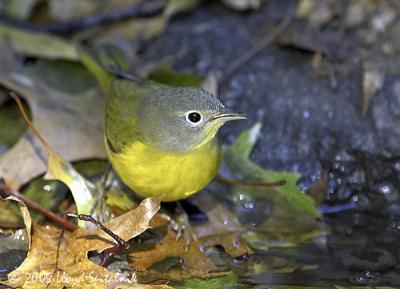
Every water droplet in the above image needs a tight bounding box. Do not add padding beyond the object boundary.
[393,161,400,172]
[334,150,355,162]
[43,184,52,192]
[350,271,376,285]
[244,201,255,209]
[379,184,392,194]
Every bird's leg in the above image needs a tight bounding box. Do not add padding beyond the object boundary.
[97,164,115,195]
[173,201,197,250]
[90,165,115,223]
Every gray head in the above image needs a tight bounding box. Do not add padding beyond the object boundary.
[135,87,246,154]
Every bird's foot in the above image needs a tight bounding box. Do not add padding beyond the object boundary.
[168,202,197,251]
[175,211,197,250]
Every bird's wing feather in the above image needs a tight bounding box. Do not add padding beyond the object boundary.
[105,79,147,153]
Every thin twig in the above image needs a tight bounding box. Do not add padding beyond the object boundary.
[215,176,286,187]
[219,1,297,87]
[72,214,129,249]
[0,0,167,34]
[0,178,78,231]
[10,92,57,156]
[70,214,129,266]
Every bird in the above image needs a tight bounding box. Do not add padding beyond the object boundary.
[79,46,246,202]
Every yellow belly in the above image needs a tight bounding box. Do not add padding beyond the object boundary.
[107,139,221,202]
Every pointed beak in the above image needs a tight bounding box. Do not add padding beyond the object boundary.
[211,111,247,122]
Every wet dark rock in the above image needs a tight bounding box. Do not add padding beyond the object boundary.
[371,76,400,151]
[338,247,397,272]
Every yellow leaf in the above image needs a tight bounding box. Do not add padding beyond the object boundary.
[44,151,97,226]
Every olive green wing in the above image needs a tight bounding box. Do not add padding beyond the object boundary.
[104,79,147,153]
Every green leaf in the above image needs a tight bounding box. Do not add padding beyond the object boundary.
[242,228,323,251]
[224,122,320,219]
[229,121,262,159]
[0,24,78,60]
[149,64,204,87]
[25,60,97,94]
[0,177,69,228]
[44,151,99,227]
[0,100,27,152]
[19,178,69,223]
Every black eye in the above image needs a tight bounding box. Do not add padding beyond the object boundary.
[186,111,202,124]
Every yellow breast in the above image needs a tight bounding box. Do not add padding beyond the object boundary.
[106,138,221,202]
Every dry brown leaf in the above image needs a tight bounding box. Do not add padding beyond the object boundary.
[49,0,99,21]
[200,232,250,257]
[1,198,166,289]
[0,44,106,189]
[95,198,160,250]
[128,195,251,280]
[0,0,40,20]
[191,194,253,257]
[129,230,217,277]
[202,73,218,95]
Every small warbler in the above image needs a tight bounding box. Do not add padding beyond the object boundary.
[79,47,246,201]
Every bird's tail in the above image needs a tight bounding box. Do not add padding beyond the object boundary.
[77,45,127,91]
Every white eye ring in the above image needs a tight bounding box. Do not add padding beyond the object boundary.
[185,110,203,124]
